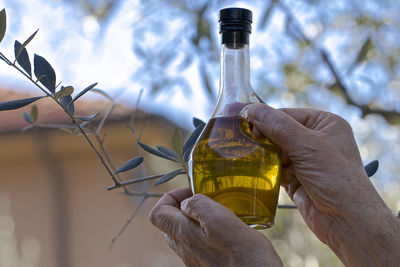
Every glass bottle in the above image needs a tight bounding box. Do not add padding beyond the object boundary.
[188,8,281,229]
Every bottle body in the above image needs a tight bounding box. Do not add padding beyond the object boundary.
[189,116,281,228]
[188,8,281,229]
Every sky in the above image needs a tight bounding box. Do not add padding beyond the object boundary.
[0,0,216,127]
[0,0,331,128]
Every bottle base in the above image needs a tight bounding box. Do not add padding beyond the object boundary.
[238,216,274,230]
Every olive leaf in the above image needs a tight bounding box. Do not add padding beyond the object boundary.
[22,112,32,124]
[16,29,38,57]
[137,142,179,162]
[54,86,74,99]
[0,96,44,111]
[30,104,38,123]
[14,40,31,77]
[0,9,6,44]
[59,95,74,116]
[364,160,379,177]
[74,113,99,121]
[72,82,98,103]
[172,127,184,158]
[157,146,178,159]
[34,54,56,93]
[15,29,38,61]
[91,88,113,101]
[182,124,204,162]
[115,156,143,174]
[154,169,185,185]
[193,117,206,128]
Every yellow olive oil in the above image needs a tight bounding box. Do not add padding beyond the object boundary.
[189,115,281,229]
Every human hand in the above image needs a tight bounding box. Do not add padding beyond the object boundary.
[149,188,283,267]
[247,103,400,267]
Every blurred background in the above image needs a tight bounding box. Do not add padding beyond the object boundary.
[0,0,399,266]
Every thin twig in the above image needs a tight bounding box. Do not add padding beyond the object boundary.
[124,88,152,195]
[138,113,152,142]
[109,196,147,249]
[94,133,132,194]
[124,192,163,198]
[74,119,119,185]
[0,52,12,64]
[278,205,297,209]
[94,135,118,175]
[36,124,76,129]
[129,88,144,127]
[107,173,175,190]
[91,103,132,193]
[96,103,115,136]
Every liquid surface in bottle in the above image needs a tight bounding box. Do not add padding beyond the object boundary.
[190,116,281,228]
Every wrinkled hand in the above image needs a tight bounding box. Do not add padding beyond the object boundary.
[247,103,400,267]
[149,188,282,267]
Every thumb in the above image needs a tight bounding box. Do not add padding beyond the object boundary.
[181,194,244,230]
[246,103,311,151]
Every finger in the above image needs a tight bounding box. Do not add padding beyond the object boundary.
[280,163,296,187]
[292,186,317,227]
[246,103,313,150]
[224,102,248,116]
[163,232,179,252]
[156,188,193,209]
[163,233,205,267]
[279,108,324,129]
[280,162,303,201]
[285,177,302,201]
[180,194,244,230]
[149,188,199,238]
[281,149,290,165]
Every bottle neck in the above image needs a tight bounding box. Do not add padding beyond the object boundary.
[213,43,256,117]
[221,43,250,90]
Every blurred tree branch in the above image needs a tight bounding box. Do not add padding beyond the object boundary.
[277,0,400,124]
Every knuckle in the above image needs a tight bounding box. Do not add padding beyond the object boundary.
[327,112,352,129]
[192,194,208,202]
[149,206,173,232]
[257,107,270,123]
[184,194,206,211]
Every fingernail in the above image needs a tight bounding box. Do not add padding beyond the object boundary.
[180,199,189,211]
[246,103,271,122]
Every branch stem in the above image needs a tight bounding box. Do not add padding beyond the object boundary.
[278,205,297,209]
[107,173,168,190]
[109,196,147,249]
[124,192,163,197]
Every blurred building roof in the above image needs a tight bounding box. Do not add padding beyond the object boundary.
[0,87,149,134]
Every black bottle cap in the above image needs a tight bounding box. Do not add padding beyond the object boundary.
[219,8,252,45]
